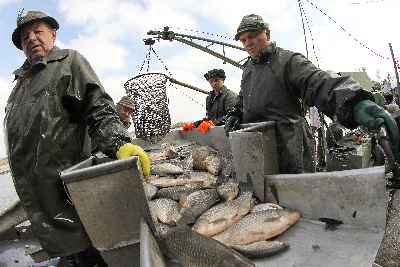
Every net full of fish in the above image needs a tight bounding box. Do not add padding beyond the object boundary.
[144,143,301,262]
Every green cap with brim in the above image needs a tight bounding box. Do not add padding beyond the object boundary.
[204,69,226,80]
[117,96,135,110]
[12,10,59,50]
[235,14,269,41]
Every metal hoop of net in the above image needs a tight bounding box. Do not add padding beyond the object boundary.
[124,73,171,141]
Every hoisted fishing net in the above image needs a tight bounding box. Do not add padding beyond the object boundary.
[124,73,171,141]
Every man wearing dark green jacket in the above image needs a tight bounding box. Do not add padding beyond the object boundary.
[225,14,398,174]
[204,69,237,125]
[7,10,151,266]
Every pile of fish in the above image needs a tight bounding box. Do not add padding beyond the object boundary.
[144,143,301,264]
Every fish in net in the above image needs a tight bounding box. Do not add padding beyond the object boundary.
[124,73,171,141]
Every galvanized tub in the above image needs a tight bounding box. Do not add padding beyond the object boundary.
[143,124,388,267]
[61,155,147,267]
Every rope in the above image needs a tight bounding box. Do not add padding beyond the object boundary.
[303,0,390,60]
[150,47,205,107]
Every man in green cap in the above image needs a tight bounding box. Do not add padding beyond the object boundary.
[7,10,151,266]
[204,68,237,125]
[116,96,135,129]
[225,14,399,173]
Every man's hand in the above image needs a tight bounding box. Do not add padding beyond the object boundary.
[354,100,399,156]
[116,143,151,177]
[224,115,241,137]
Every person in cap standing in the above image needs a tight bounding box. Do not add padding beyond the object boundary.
[116,96,135,129]
[225,14,399,174]
[204,69,237,125]
[6,10,151,266]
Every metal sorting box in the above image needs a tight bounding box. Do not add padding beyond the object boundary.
[229,122,279,202]
[61,156,146,267]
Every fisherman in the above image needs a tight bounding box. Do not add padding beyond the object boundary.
[181,69,237,133]
[225,14,399,174]
[6,10,151,266]
[116,95,135,128]
[204,69,237,125]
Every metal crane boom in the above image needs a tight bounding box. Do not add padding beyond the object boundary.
[147,27,246,69]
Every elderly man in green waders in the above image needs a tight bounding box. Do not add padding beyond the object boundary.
[225,14,399,174]
[6,10,151,266]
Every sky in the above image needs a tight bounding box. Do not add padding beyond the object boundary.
[0,0,399,158]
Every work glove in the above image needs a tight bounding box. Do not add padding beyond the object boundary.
[354,100,399,157]
[181,122,196,131]
[197,120,215,133]
[116,143,151,177]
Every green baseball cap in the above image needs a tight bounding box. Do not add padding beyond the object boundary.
[117,96,135,109]
[12,10,59,50]
[235,14,269,41]
[204,69,226,80]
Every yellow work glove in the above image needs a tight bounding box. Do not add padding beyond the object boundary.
[116,143,151,177]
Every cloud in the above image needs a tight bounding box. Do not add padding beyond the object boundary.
[60,33,129,74]
[0,0,20,7]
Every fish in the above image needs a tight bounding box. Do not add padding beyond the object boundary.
[213,209,300,246]
[179,189,220,224]
[231,240,289,258]
[151,163,184,176]
[156,186,202,201]
[144,182,158,200]
[163,143,179,159]
[192,192,254,237]
[192,146,220,175]
[250,203,283,213]
[217,182,239,201]
[157,225,255,267]
[149,198,182,225]
[149,173,216,188]
[154,222,174,236]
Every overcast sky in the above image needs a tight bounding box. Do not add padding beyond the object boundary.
[0,0,399,158]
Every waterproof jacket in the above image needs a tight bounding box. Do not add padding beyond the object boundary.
[5,47,131,257]
[237,42,372,173]
[206,86,237,122]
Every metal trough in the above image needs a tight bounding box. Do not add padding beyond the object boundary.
[61,155,147,267]
[154,124,388,267]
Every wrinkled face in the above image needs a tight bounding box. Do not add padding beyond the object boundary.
[20,21,56,65]
[239,30,270,58]
[117,104,134,123]
[208,78,224,91]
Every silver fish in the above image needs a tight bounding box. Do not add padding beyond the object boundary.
[156,186,202,201]
[250,203,283,213]
[149,198,182,225]
[180,189,220,224]
[144,182,158,200]
[217,182,239,201]
[151,163,184,176]
[149,174,216,188]
[193,192,254,237]
[213,209,301,246]
[231,240,289,258]
[192,146,220,175]
[158,225,255,267]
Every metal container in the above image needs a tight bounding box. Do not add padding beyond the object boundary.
[229,122,279,202]
[61,156,147,267]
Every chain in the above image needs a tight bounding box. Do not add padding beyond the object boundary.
[303,0,390,60]
[150,47,205,107]
[170,26,234,41]
[137,46,152,75]
[299,0,321,66]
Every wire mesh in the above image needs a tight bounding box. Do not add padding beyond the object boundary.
[124,73,171,141]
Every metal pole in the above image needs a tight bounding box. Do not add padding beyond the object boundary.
[175,37,244,69]
[168,77,209,95]
[389,43,400,87]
